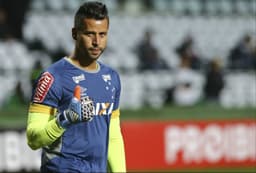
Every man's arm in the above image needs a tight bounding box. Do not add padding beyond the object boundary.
[26,103,65,150]
[108,109,126,172]
[27,85,95,150]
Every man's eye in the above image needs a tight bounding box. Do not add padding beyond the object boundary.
[99,33,107,38]
[86,33,94,37]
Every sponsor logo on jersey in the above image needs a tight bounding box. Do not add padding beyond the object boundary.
[94,102,114,116]
[102,74,111,82]
[33,72,54,103]
[72,74,85,83]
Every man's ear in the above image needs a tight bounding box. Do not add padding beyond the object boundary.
[72,28,77,40]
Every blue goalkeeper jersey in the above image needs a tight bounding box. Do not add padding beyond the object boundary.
[31,57,121,173]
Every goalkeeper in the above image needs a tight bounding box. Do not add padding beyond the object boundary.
[26,1,126,173]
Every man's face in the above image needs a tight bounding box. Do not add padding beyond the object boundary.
[74,18,108,60]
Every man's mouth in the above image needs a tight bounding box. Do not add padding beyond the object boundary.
[90,48,101,55]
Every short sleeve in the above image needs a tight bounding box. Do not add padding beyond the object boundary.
[113,72,121,111]
[31,71,62,108]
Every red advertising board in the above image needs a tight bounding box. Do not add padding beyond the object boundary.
[121,119,256,171]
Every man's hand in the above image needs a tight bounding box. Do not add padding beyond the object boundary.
[57,85,95,128]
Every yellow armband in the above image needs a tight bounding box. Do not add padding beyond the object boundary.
[26,103,65,150]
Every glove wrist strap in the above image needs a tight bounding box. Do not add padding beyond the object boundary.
[57,111,70,129]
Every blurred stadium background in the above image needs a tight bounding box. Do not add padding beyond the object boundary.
[0,0,255,172]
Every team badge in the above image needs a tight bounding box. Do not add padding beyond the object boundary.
[33,72,54,103]
[102,74,111,82]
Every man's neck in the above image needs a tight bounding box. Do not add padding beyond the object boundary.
[69,56,98,71]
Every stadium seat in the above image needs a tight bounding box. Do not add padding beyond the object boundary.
[218,0,233,15]
[186,0,202,15]
[140,71,174,108]
[152,0,171,12]
[0,43,13,70]
[119,74,144,109]
[220,72,256,108]
[171,0,187,15]
[0,74,18,108]
[62,0,81,11]
[235,0,250,15]
[30,0,46,11]
[248,0,256,14]
[45,0,64,11]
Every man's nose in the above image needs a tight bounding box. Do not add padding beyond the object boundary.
[92,35,99,46]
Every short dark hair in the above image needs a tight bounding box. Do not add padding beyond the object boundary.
[74,1,109,30]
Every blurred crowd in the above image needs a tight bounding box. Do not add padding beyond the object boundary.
[0,0,255,108]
